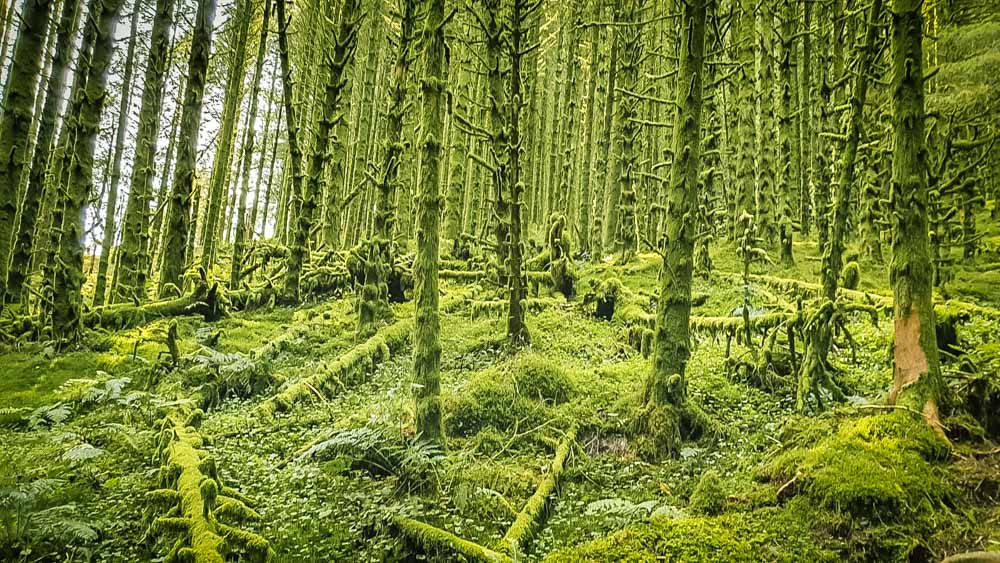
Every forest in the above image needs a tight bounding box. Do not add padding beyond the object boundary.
[0,0,998,559]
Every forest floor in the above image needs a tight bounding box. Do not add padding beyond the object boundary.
[2,212,1000,562]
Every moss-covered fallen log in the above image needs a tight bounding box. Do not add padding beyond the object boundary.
[391,517,509,562]
[496,426,578,556]
[619,305,798,337]
[390,427,578,560]
[258,292,468,416]
[258,318,413,416]
[148,411,273,562]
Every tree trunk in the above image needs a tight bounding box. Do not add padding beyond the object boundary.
[93,1,140,307]
[158,0,217,297]
[0,0,56,304]
[887,0,944,430]
[506,0,530,347]
[648,0,706,400]
[50,0,125,343]
[200,0,251,271]
[5,0,79,305]
[230,0,271,288]
[412,0,446,447]
[283,0,361,301]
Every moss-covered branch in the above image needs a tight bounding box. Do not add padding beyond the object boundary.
[496,426,577,556]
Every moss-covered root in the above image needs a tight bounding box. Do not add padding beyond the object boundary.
[391,517,509,562]
[496,426,578,557]
[150,414,274,562]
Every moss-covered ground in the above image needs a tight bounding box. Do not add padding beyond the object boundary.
[2,212,1000,562]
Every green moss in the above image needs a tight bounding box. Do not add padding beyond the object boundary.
[544,507,837,562]
[688,470,727,516]
[444,353,577,436]
[0,349,98,423]
[758,413,953,520]
[392,517,508,562]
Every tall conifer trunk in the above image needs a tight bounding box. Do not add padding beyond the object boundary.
[5,0,79,304]
[887,0,944,430]
[230,0,271,288]
[200,0,250,270]
[412,0,446,446]
[115,0,177,303]
[93,2,140,306]
[643,0,708,458]
[0,0,56,304]
[51,0,125,342]
[158,0,218,296]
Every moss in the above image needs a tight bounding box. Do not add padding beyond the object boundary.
[444,353,577,436]
[544,507,837,562]
[688,470,727,516]
[758,413,953,520]
[841,261,860,290]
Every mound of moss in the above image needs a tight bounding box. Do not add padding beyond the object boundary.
[688,470,727,516]
[544,507,837,562]
[444,353,577,437]
[758,413,953,520]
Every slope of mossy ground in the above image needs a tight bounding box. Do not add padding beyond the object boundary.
[1,232,999,562]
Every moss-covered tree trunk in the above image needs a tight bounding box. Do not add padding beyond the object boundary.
[251,72,278,239]
[322,4,360,252]
[506,0,531,348]
[200,0,250,271]
[93,1,140,307]
[821,0,883,302]
[797,0,812,237]
[614,0,643,263]
[5,0,78,305]
[113,0,176,304]
[230,0,271,288]
[754,9,776,246]
[644,0,707,457]
[283,0,361,301]
[275,0,305,297]
[412,0,446,447]
[158,0,217,297]
[734,1,755,234]
[375,0,415,243]
[597,4,620,258]
[483,0,509,290]
[887,0,944,430]
[577,12,601,256]
[648,0,707,397]
[0,0,56,305]
[50,0,124,342]
[776,0,795,266]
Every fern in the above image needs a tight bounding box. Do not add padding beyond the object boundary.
[27,403,71,429]
[584,498,686,525]
[62,443,105,462]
